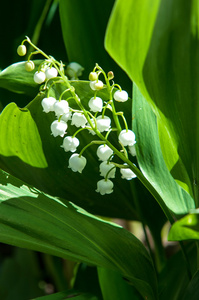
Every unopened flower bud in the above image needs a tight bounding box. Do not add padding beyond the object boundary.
[17,45,27,56]
[107,71,114,80]
[25,61,35,72]
[89,72,98,81]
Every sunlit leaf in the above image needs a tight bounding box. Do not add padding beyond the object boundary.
[0,60,42,96]
[0,169,157,300]
[105,0,198,212]
[133,85,195,216]
[168,210,199,241]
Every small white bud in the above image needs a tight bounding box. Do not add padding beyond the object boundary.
[41,97,56,113]
[53,100,69,117]
[88,97,103,112]
[97,145,114,161]
[61,136,79,152]
[119,129,136,146]
[96,179,114,195]
[114,90,128,102]
[99,161,116,178]
[68,153,87,173]
[71,112,87,128]
[51,120,67,137]
[45,67,58,79]
[120,163,137,180]
[34,71,46,84]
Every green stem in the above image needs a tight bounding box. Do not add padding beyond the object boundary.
[27,0,53,56]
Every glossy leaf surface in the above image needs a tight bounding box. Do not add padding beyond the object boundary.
[133,85,195,216]
[0,169,157,299]
[168,211,199,241]
[0,60,42,96]
[105,0,198,212]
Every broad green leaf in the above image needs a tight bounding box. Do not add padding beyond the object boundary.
[0,169,157,300]
[97,267,141,300]
[0,80,138,219]
[134,87,192,217]
[168,210,199,241]
[0,103,47,168]
[105,0,198,212]
[0,60,42,96]
[133,85,195,216]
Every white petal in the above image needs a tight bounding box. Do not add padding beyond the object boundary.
[96,179,114,195]
[68,153,86,173]
[97,145,113,161]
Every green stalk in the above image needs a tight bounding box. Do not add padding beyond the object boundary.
[27,0,53,56]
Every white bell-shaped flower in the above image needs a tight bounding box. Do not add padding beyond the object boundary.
[51,120,67,137]
[88,97,103,112]
[54,100,69,117]
[34,71,46,84]
[99,161,116,178]
[66,62,84,78]
[97,145,113,161]
[119,129,136,146]
[71,112,87,127]
[96,179,114,195]
[41,97,56,113]
[129,144,136,156]
[45,67,58,79]
[120,163,137,180]
[61,136,79,152]
[96,116,111,132]
[90,80,103,91]
[114,90,128,102]
[68,153,87,173]
[61,111,72,122]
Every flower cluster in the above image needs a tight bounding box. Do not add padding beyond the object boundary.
[17,37,138,196]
